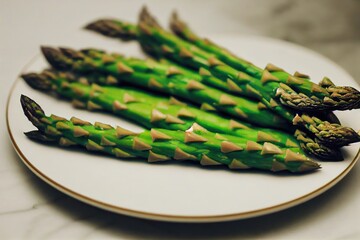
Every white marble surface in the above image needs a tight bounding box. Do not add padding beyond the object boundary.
[1,0,359,239]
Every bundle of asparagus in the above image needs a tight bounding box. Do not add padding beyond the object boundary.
[22,70,295,148]
[23,69,342,160]
[83,8,360,153]
[86,8,360,112]
[20,7,360,174]
[38,46,359,151]
[21,95,320,173]
[169,13,360,111]
[41,47,290,130]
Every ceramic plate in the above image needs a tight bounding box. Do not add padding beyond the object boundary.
[6,35,360,222]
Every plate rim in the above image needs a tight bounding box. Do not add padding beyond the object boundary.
[6,45,360,223]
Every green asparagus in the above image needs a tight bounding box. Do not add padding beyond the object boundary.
[21,95,320,173]
[136,9,360,147]
[135,10,322,115]
[23,69,344,160]
[85,14,359,147]
[85,50,342,126]
[41,46,360,148]
[169,12,360,111]
[41,46,291,130]
[86,11,360,112]
[23,69,299,149]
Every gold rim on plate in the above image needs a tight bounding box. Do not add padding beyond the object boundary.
[6,55,360,223]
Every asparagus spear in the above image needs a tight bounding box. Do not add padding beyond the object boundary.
[20,95,320,173]
[24,70,344,160]
[169,12,360,111]
[41,46,291,130]
[41,46,360,148]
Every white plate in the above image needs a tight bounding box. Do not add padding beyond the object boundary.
[6,35,360,222]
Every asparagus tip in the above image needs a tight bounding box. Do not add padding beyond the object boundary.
[84,19,116,35]
[24,130,57,143]
[21,72,52,91]
[326,85,360,110]
[320,126,360,147]
[40,46,56,59]
[171,10,178,20]
[317,148,344,161]
[169,10,179,25]
[84,19,138,41]
[84,19,102,31]
[138,5,161,28]
[280,83,360,111]
[321,76,360,110]
[41,46,65,69]
[295,114,360,147]
[295,130,344,161]
[139,5,149,19]
[169,10,185,34]
[20,95,45,128]
[41,46,79,70]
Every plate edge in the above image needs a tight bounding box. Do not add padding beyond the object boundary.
[6,54,360,223]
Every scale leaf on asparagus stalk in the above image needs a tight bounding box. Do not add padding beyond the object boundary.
[20,95,320,173]
[40,46,360,148]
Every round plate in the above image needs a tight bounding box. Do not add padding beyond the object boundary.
[6,35,360,222]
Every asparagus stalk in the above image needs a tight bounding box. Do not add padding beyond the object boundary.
[23,70,344,160]
[41,46,360,148]
[21,95,320,173]
[41,46,291,130]
[169,12,360,111]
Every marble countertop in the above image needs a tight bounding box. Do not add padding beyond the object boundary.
[1,0,359,239]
